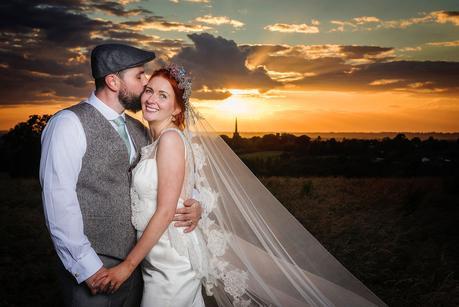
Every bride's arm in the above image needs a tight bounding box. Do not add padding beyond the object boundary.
[95,131,185,293]
[126,130,186,267]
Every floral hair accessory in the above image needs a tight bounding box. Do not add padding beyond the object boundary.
[165,63,192,111]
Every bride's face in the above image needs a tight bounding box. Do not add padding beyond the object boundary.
[141,76,179,123]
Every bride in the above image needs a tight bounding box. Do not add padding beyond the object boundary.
[95,64,387,307]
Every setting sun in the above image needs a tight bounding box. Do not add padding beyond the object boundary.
[214,89,266,118]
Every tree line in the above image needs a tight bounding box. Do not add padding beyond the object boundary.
[1,115,458,181]
[222,132,459,179]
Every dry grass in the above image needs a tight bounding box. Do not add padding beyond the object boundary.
[0,175,59,306]
[1,175,458,306]
[262,176,459,307]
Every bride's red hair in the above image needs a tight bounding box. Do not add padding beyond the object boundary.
[150,69,186,128]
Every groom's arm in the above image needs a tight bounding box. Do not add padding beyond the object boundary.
[40,111,103,286]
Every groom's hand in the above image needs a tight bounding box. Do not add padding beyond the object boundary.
[173,199,202,233]
[85,267,108,295]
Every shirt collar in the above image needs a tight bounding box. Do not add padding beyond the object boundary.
[87,91,125,121]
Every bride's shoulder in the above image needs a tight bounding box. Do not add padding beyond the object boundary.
[155,129,185,158]
[157,129,185,148]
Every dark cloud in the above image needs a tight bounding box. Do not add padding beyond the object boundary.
[443,11,459,17]
[0,1,111,47]
[262,56,349,74]
[64,75,88,88]
[0,65,92,105]
[146,38,185,50]
[120,15,165,28]
[91,1,152,17]
[292,60,459,94]
[172,33,279,94]
[339,45,394,60]
[0,0,177,106]
[0,50,87,76]
[102,30,152,41]
[240,44,290,56]
[193,90,232,100]
[243,44,394,76]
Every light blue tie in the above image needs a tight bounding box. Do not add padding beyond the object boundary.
[111,116,132,161]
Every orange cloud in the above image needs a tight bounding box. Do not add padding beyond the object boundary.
[121,19,211,32]
[170,0,209,3]
[195,15,244,28]
[264,23,319,34]
[353,16,381,24]
[432,10,459,26]
[330,11,459,32]
[427,40,459,47]
[369,79,404,86]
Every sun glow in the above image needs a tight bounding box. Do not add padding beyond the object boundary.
[215,96,252,116]
[214,89,269,118]
[188,88,459,133]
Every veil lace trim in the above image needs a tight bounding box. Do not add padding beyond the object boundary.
[190,135,252,306]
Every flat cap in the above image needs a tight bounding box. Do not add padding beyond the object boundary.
[91,43,156,79]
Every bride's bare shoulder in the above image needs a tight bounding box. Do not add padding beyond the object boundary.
[156,129,185,154]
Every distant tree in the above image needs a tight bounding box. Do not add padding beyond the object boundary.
[0,114,51,177]
[220,134,232,145]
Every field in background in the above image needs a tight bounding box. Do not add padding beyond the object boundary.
[217,132,459,141]
[262,176,458,306]
[1,174,458,306]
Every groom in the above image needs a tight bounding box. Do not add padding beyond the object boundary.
[40,43,202,306]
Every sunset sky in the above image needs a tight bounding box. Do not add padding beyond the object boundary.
[1,0,458,132]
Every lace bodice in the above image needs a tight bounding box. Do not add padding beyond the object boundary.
[130,155,158,232]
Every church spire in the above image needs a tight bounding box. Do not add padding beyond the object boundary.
[232,116,240,141]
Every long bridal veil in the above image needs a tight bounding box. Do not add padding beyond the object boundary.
[183,106,386,307]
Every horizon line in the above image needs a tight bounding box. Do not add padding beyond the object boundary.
[2,130,459,134]
[216,131,459,134]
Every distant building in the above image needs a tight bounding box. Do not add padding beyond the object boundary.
[232,117,242,147]
[233,117,241,140]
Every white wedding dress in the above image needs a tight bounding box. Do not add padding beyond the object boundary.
[130,127,207,307]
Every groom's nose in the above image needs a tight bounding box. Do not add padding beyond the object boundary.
[141,74,148,86]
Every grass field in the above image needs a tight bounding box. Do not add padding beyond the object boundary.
[239,151,284,159]
[1,174,458,306]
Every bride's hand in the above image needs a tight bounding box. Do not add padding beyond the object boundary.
[94,261,134,294]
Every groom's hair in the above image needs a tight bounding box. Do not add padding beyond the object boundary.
[94,70,127,91]
[94,77,106,91]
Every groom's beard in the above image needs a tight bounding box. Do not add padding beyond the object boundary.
[119,86,141,112]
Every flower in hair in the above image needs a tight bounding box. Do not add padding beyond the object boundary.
[165,63,192,111]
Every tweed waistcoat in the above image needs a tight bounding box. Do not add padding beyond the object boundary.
[67,102,150,259]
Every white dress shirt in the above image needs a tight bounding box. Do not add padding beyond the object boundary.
[39,92,136,283]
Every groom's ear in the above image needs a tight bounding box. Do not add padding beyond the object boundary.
[105,74,119,92]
